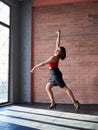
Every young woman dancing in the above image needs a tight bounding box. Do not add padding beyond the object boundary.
[30,30,80,111]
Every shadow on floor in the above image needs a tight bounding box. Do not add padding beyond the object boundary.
[28,102,98,116]
[0,103,98,130]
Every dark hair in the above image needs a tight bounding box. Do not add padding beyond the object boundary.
[59,46,66,60]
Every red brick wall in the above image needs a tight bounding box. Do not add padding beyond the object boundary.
[32,0,96,7]
[31,1,98,104]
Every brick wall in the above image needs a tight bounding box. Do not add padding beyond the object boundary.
[31,1,98,104]
[32,0,96,7]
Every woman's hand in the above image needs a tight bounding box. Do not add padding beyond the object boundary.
[30,66,36,74]
[56,30,60,35]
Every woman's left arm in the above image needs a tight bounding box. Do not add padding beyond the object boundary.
[56,30,61,49]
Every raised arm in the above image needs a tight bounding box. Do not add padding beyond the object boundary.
[56,30,61,49]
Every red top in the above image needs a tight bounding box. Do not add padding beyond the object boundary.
[48,59,59,69]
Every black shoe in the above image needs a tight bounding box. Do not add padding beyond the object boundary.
[74,101,80,111]
[48,104,56,109]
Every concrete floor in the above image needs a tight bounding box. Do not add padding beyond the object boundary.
[0,103,98,130]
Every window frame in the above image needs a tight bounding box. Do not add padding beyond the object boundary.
[0,1,11,105]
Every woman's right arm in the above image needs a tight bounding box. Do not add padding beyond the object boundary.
[30,55,55,73]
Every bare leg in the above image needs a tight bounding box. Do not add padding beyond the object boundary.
[63,86,76,102]
[63,86,79,110]
[45,82,55,105]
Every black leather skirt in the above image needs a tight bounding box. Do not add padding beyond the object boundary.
[48,68,66,88]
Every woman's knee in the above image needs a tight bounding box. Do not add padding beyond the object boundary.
[45,83,53,91]
[63,86,70,92]
[45,85,50,91]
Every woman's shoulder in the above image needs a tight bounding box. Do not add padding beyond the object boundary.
[51,55,59,62]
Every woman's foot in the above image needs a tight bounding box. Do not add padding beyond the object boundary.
[48,103,56,109]
[73,101,80,111]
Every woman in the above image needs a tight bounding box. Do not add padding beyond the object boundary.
[30,30,80,111]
